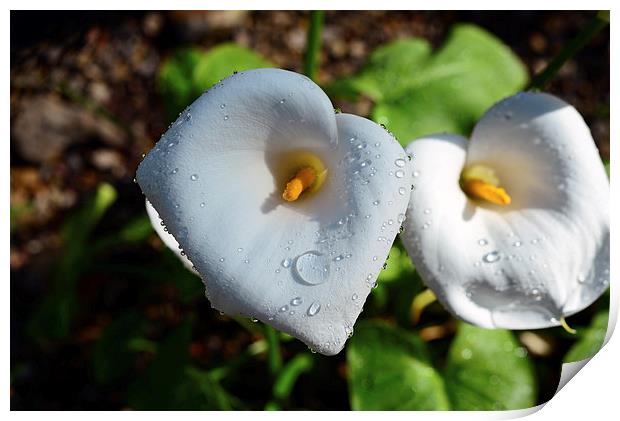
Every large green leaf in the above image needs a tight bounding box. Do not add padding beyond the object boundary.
[327,24,528,144]
[347,321,450,410]
[158,43,273,120]
[444,323,536,410]
[564,311,609,363]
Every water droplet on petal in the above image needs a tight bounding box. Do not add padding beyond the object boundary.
[478,239,488,246]
[398,187,407,195]
[190,174,198,181]
[307,301,321,317]
[394,158,406,167]
[281,258,292,268]
[294,251,329,285]
[291,297,303,306]
[483,251,501,263]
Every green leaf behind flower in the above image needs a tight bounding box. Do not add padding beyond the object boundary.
[347,321,450,410]
[158,43,273,120]
[444,323,536,410]
[327,24,528,144]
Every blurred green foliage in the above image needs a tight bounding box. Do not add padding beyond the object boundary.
[27,183,117,343]
[563,311,609,363]
[327,24,528,144]
[158,43,273,121]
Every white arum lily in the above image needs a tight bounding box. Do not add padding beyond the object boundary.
[400,92,609,330]
[137,68,411,355]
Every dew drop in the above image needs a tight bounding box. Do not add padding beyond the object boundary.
[373,200,380,206]
[279,305,289,313]
[352,293,358,301]
[398,187,407,195]
[190,174,199,181]
[307,301,321,317]
[513,241,522,247]
[281,258,292,268]
[291,296,303,306]
[224,115,229,121]
[478,239,488,246]
[483,251,501,263]
[200,202,206,208]
[394,158,406,167]
[294,251,329,285]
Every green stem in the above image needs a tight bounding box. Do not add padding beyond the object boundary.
[529,12,608,91]
[303,11,325,81]
[264,325,283,377]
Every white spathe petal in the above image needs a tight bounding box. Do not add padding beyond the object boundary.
[137,68,410,355]
[401,93,609,330]
[145,200,198,274]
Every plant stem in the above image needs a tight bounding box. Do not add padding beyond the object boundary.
[264,325,283,377]
[303,11,325,81]
[529,12,609,91]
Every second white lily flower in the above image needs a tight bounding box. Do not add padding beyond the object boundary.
[400,92,609,330]
[137,68,411,355]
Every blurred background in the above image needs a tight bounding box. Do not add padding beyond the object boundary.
[10,11,609,410]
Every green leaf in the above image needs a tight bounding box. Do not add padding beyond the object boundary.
[444,323,536,410]
[27,183,117,343]
[158,43,273,120]
[564,311,609,363]
[93,311,146,385]
[328,24,528,144]
[347,321,450,410]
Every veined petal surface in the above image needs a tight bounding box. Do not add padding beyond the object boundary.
[137,69,410,354]
[400,92,609,329]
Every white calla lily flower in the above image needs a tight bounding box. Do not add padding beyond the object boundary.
[137,68,411,355]
[400,92,609,330]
